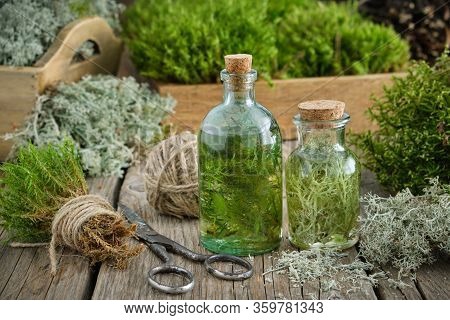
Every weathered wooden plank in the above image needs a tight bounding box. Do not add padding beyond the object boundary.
[320,248,377,300]
[374,266,422,300]
[0,176,121,300]
[415,258,450,300]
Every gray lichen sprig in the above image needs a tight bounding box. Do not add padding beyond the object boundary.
[6,75,175,177]
[359,177,450,276]
[0,0,124,66]
[264,249,384,295]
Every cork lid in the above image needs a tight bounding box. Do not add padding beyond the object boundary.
[298,100,345,121]
[224,54,252,73]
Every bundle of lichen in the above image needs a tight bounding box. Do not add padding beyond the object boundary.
[0,0,124,66]
[271,179,449,287]
[360,178,449,276]
[7,75,175,177]
[0,141,142,273]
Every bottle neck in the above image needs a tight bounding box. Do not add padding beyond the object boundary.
[294,114,350,152]
[223,82,255,106]
[221,69,257,107]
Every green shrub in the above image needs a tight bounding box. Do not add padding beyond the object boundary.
[275,2,410,78]
[0,0,123,66]
[123,0,277,84]
[352,51,450,194]
[123,0,410,83]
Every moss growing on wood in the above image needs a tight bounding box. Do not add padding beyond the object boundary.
[123,0,410,83]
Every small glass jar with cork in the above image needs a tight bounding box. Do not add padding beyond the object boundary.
[198,54,282,256]
[286,100,361,250]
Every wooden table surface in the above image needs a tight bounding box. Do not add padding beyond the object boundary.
[0,141,448,300]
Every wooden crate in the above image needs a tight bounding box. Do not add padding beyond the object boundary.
[159,72,405,140]
[0,17,123,159]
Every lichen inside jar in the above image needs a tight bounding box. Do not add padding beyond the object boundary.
[286,101,361,250]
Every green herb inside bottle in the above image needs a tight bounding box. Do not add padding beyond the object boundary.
[286,101,361,249]
[199,131,282,255]
[198,54,282,255]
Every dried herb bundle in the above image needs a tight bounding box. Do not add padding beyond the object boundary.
[0,0,124,66]
[0,141,142,270]
[360,178,449,276]
[7,75,175,177]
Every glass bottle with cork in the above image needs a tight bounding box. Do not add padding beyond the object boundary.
[198,54,282,256]
[286,100,361,249]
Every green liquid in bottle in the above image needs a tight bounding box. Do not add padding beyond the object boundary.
[199,129,282,255]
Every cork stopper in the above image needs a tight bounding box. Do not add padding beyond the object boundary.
[298,100,345,121]
[224,54,252,73]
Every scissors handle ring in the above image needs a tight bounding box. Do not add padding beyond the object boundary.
[148,265,194,294]
[204,254,253,281]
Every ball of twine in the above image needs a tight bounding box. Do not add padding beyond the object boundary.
[144,132,199,218]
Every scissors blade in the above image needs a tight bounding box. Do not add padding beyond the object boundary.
[119,204,158,238]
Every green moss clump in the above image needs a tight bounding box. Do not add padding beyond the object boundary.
[275,1,410,78]
[0,141,86,242]
[123,0,277,84]
[352,50,450,194]
[123,0,410,83]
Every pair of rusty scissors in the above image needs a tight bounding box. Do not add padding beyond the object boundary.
[120,204,253,294]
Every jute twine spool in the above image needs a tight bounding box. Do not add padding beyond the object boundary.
[47,194,142,274]
[145,132,199,218]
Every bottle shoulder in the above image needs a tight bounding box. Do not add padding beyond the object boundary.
[287,145,360,174]
[200,102,280,136]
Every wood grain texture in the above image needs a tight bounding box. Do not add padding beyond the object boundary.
[0,17,123,160]
[160,73,405,140]
[374,266,422,300]
[415,258,450,300]
[0,176,122,300]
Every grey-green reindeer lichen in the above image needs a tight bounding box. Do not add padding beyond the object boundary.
[359,177,449,276]
[268,178,449,291]
[0,0,124,66]
[6,75,175,177]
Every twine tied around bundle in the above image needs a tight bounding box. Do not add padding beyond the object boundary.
[48,194,143,275]
[145,132,199,218]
